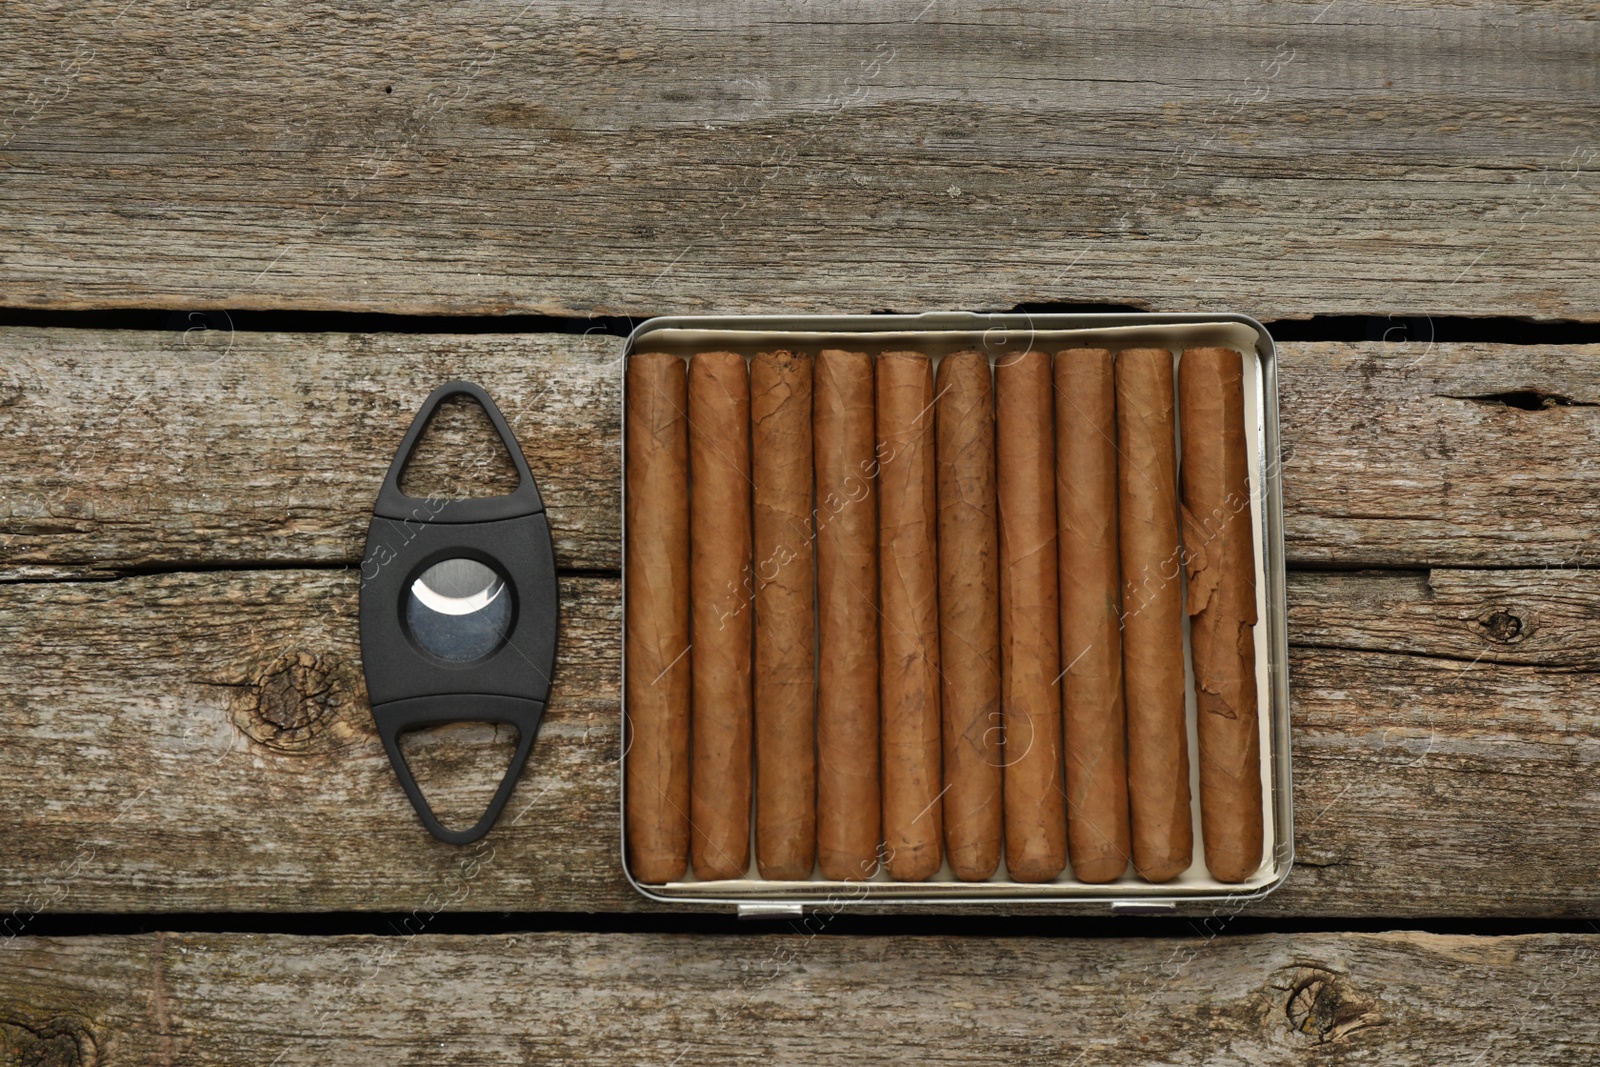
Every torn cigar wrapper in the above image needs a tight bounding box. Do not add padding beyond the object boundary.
[1180,347,1265,884]
[624,341,1265,888]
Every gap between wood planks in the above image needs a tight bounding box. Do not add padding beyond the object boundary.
[12,912,1600,940]
[12,562,1600,586]
[3,306,1600,345]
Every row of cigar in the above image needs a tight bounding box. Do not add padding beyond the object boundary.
[624,343,1263,885]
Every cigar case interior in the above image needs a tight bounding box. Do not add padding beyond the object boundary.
[620,313,1292,910]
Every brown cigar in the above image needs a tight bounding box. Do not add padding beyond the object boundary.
[814,349,882,880]
[876,351,944,882]
[751,350,817,880]
[688,351,753,880]
[1116,347,1193,883]
[995,349,1067,883]
[1054,348,1132,884]
[934,351,1003,881]
[624,353,692,884]
[1179,346,1264,884]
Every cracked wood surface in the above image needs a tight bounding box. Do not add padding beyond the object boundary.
[1277,341,1600,568]
[3,932,1599,1064]
[1,1,1597,319]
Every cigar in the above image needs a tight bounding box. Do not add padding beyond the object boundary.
[995,349,1067,883]
[624,353,692,884]
[751,350,817,880]
[1054,348,1132,884]
[1115,347,1193,883]
[934,351,1003,881]
[876,351,943,882]
[814,349,882,880]
[688,351,753,880]
[1179,346,1264,884]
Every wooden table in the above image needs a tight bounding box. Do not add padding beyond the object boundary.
[3,2,1597,1062]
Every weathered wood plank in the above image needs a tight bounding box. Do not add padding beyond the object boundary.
[5,330,1600,574]
[2,567,1596,915]
[3,932,1598,1064]
[1279,341,1600,568]
[0,327,621,573]
[1287,644,1600,911]
[1,1,1596,318]
[0,572,626,915]
[1287,568,1600,669]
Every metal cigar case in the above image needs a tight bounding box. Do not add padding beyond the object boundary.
[618,313,1290,913]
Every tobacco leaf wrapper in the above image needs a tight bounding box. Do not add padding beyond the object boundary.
[876,350,944,882]
[1179,346,1264,884]
[1055,348,1132,884]
[814,349,882,880]
[688,351,753,880]
[624,352,692,884]
[751,350,818,880]
[1116,346,1193,883]
[996,349,1067,883]
[935,350,1003,881]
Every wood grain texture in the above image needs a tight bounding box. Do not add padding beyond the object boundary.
[2,565,1598,916]
[0,571,626,915]
[1280,342,1600,568]
[3,932,1600,1064]
[0,327,621,575]
[0,1,1596,318]
[6,331,1600,576]
[1287,567,1600,670]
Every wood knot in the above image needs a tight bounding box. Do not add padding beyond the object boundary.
[228,649,366,754]
[1477,609,1524,644]
[1284,967,1383,1044]
[0,1015,100,1067]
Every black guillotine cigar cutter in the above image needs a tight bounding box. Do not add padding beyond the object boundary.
[360,381,559,844]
